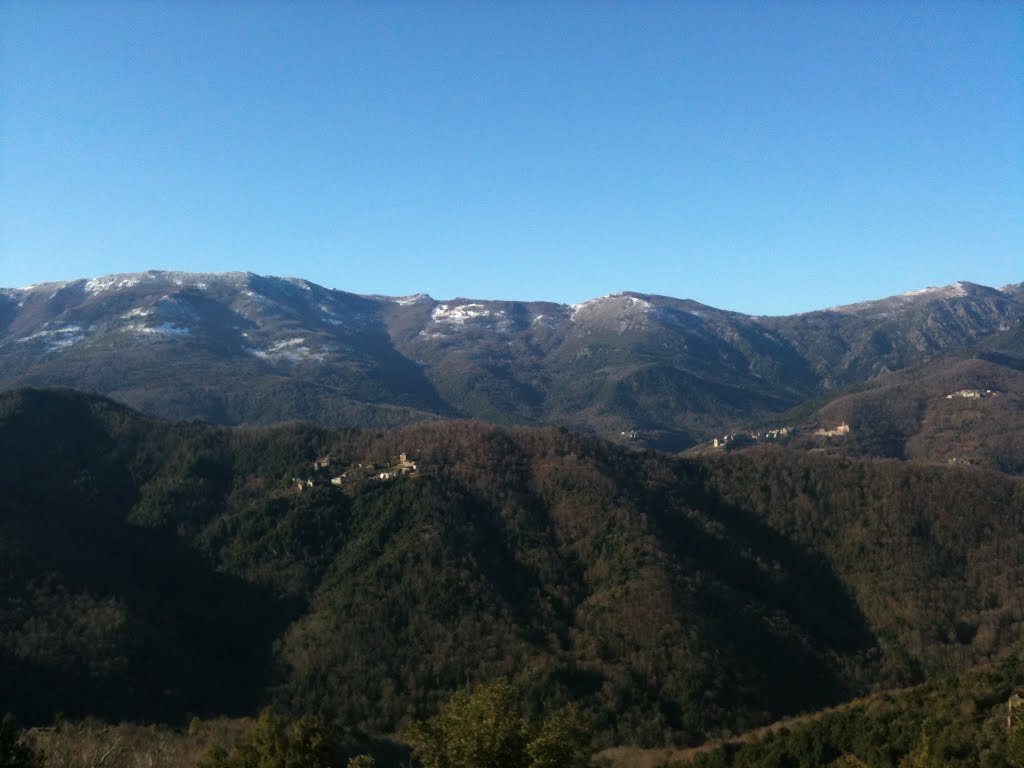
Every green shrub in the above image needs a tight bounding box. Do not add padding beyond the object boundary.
[198,708,332,768]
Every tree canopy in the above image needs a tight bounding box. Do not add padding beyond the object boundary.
[405,679,590,768]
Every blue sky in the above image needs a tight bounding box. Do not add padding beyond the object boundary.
[1,1,1020,315]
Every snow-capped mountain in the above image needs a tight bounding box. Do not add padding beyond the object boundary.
[0,271,1021,449]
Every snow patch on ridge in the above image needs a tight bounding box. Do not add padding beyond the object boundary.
[85,276,141,293]
[569,295,614,315]
[171,276,208,290]
[123,322,190,338]
[570,293,652,320]
[827,281,975,314]
[318,303,347,326]
[16,324,87,349]
[431,303,504,325]
[418,302,514,337]
[900,282,967,299]
[246,337,328,362]
[394,293,433,306]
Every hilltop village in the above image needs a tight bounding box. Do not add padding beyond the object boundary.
[292,452,419,493]
[946,388,998,400]
[709,422,852,450]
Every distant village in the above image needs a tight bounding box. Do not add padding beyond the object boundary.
[292,452,418,493]
[945,388,998,400]
[706,387,1000,452]
[711,422,851,449]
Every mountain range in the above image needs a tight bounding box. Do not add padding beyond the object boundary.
[3,271,1024,757]
[2,271,1022,453]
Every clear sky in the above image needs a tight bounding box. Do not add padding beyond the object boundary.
[1,1,1020,315]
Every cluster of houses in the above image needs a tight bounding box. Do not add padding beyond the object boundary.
[813,422,850,438]
[366,452,418,482]
[293,452,418,492]
[710,421,853,449]
[712,426,792,449]
[946,388,997,400]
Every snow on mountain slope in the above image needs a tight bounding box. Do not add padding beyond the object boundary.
[0,271,1020,446]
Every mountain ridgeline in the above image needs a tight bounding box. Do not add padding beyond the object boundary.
[1,272,1022,451]
[2,389,1022,748]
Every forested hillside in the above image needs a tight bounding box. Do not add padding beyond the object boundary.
[1,388,1022,749]
[697,449,1024,681]
[682,655,1024,768]
[772,356,1024,473]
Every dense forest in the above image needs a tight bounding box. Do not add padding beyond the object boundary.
[1,388,1022,753]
